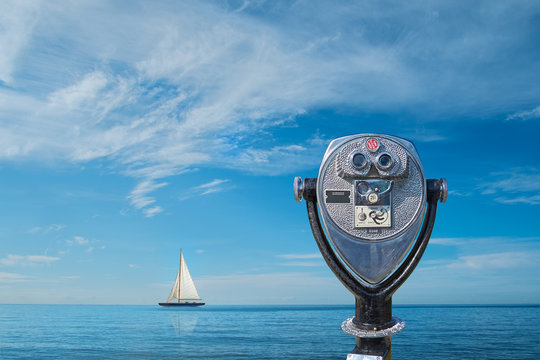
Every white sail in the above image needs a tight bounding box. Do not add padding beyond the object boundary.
[166,250,201,302]
[166,272,180,303]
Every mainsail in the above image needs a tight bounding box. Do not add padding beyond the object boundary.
[166,250,201,302]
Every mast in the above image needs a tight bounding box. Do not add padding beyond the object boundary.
[177,249,183,302]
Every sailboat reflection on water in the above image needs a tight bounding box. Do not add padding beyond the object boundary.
[158,249,205,307]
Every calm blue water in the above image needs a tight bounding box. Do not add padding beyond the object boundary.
[0,305,538,359]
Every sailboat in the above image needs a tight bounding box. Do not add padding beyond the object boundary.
[159,249,205,307]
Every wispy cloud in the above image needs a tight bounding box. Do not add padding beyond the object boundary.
[402,128,446,143]
[0,272,30,283]
[430,237,465,246]
[278,261,323,267]
[426,234,540,277]
[66,235,89,246]
[27,227,42,234]
[0,1,39,84]
[231,144,321,175]
[65,235,102,253]
[48,71,109,112]
[421,251,539,272]
[479,167,540,205]
[448,190,471,197]
[1,1,539,217]
[277,253,322,260]
[73,236,88,245]
[276,253,323,267]
[0,254,60,266]
[142,206,163,217]
[193,179,230,195]
[480,168,540,194]
[505,106,540,122]
[494,195,540,205]
[447,252,537,270]
[27,224,66,234]
[181,179,232,200]
[127,180,168,217]
[430,235,540,247]
[425,236,540,278]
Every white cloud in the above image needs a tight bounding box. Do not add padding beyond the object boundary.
[401,129,446,143]
[142,206,163,218]
[481,168,540,194]
[181,179,232,200]
[276,254,324,267]
[420,251,539,273]
[231,142,323,175]
[277,253,322,259]
[194,179,230,196]
[200,188,220,196]
[0,1,40,83]
[46,224,66,232]
[27,227,42,234]
[422,236,540,282]
[0,254,60,266]
[0,272,29,283]
[128,180,168,210]
[430,235,540,247]
[447,252,536,270]
[448,190,471,197]
[48,71,108,110]
[479,168,540,205]
[67,236,89,246]
[494,195,540,205]
[194,179,230,190]
[505,106,540,121]
[430,237,464,245]
[1,1,539,217]
[73,236,88,245]
[278,261,323,267]
[27,224,66,234]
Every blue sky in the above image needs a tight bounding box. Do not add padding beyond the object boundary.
[0,0,539,305]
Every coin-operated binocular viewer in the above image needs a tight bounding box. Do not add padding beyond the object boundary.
[294,134,447,360]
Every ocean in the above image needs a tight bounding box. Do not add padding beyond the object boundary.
[0,305,538,359]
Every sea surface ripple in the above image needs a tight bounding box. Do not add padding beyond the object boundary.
[0,305,538,359]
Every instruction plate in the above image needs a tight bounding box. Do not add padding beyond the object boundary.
[355,205,391,228]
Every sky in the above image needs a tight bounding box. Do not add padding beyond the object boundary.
[0,0,539,305]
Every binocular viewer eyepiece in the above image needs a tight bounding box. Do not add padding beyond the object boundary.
[294,134,447,359]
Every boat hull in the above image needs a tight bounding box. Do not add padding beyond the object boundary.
[158,302,205,307]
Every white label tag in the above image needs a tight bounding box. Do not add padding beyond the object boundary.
[347,354,383,360]
[355,205,391,228]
